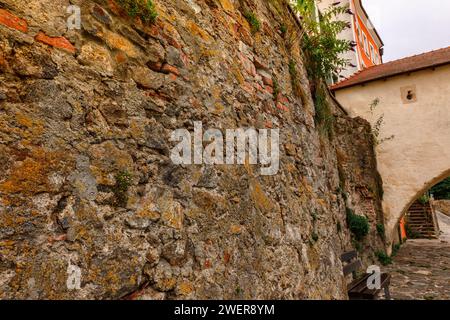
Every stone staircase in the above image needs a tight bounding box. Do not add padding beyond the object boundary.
[406,200,438,239]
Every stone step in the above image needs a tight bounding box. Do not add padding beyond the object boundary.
[412,231,437,235]
[407,215,431,219]
[415,235,438,239]
[408,226,435,230]
[408,210,431,214]
[407,219,432,223]
[408,222,434,226]
[409,207,431,211]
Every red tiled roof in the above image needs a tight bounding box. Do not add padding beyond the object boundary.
[331,46,450,90]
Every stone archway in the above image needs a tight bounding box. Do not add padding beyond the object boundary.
[332,61,450,249]
[394,170,450,242]
[382,168,450,250]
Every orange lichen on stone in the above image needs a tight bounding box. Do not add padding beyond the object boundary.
[16,113,34,128]
[161,203,184,230]
[250,180,273,211]
[0,211,27,229]
[158,277,177,291]
[98,29,139,58]
[186,20,212,42]
[177,281,194,295]
[0,147,72,195]
[230,224,243,234]
[136,197,160,221]
[218,0,234,12]
[0,111,44,145]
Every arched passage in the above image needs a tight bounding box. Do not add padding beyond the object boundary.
[394,170,450,242]
[332,59,450,250]
[381,156,450,249]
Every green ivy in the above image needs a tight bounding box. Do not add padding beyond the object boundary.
[418,193,430,205]
[352,239,362,252]
[243,11,261,33]
[293,0,352,82]
[392,243,401,257]
[116,0,158,23]
[313,85,335,137]
[346,208,369,241]
[375,250,392,266]
[376,223,385,239]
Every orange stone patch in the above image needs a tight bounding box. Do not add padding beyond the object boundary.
[35,32,76,54]
[0,9,28,33]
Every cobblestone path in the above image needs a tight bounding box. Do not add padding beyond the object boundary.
[383,213,450,300]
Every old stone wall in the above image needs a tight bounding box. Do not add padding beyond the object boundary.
[334,115,386,265]
[0,0,385,299]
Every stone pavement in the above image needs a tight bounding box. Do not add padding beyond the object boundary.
[383,213,450,300]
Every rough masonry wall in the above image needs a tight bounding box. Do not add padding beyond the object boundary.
[0,0,384,299]
[334,115,386,265]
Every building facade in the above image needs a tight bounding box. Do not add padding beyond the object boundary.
[331,46,450,250]
[317,0,384,80]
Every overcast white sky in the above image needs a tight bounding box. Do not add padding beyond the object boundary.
[362,0,450,62]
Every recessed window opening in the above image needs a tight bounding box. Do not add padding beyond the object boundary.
[407,90,414,101]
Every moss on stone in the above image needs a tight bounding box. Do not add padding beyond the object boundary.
[346,208,369,241]
[114,170,133,207]
[376,223,385,239]
[116,0,158,24]
[243,11,261,33]
[375,250,392,266]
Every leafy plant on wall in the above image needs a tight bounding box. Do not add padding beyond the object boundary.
[293,0,353,82]
[369,98,395,146]
[116,0,158,23]
[291,0,353,137]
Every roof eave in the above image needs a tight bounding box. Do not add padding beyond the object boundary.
[331,61,450,91]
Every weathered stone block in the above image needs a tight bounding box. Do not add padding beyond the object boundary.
[0,8,27,32]
[35,32,76,54]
